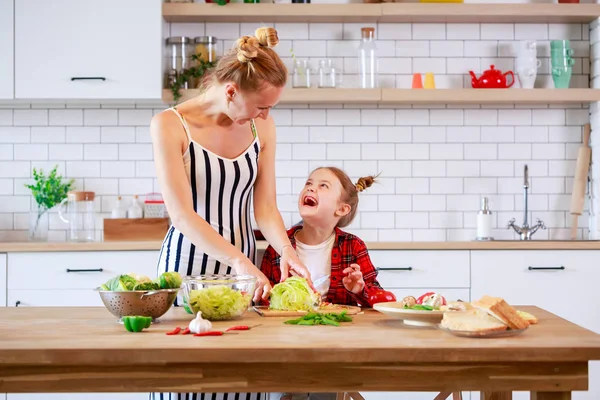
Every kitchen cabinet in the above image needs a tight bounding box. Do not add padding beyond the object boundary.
[0,253,5,307]
[0,0,13,99]
[7,251,159,307]
[471,250,600,400]
[15,0,162,100]
[361,251,471,400]
[369,250,470,289]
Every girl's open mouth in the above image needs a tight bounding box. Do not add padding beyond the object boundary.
[303,195,318,207]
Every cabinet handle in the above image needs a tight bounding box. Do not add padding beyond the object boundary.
[70,77,106,81]
[528,266,565,271]
[15,301,20,307]
[376,267,413,271]
[66,268,104,273]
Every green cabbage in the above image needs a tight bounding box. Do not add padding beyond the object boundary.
[103,275,137,291]
[158,271,183,289]
[188,285,251,321]
[269,277,320,312]
[133,281,160,291]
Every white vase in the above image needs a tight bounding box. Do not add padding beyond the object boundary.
[29,204,49,242]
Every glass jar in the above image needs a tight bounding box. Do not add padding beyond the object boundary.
[58,191,96,242]
[358,27,377,89]
[194,36,218,64]
[165,36,193,89]
[318,59,338,88]
[293,59,311,88]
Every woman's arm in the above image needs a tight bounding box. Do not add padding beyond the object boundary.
[253,117,312,284]
[150,112,250,269]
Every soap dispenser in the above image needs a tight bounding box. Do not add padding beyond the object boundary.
[476,197,493,241]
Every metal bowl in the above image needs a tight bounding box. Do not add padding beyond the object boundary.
[95,288,180,323]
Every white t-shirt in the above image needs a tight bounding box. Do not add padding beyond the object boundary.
[294,232,335,297]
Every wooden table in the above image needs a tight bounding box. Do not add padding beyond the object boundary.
[1,306,599,400]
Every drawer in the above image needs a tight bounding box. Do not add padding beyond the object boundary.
[370,250,470,288]
[8,289,104,307]
[362,392,470,400]
[388,288,470,303]
[8,251,159,290]
[8,394,148,400]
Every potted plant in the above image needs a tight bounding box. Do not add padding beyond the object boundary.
[25,166,74,241]
[170,54,217,103]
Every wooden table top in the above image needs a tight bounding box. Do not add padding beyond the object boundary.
[3,240,600,253]
[2,306,600,367]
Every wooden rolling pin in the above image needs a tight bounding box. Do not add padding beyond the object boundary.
[570,123,592,240]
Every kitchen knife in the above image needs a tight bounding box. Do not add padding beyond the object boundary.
[570,123,591,240]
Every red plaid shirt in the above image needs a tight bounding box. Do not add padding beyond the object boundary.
[260,226,383,307]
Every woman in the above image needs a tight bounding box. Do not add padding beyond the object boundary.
[150,27,312,400]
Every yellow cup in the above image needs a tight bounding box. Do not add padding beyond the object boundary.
[424,72,436,89]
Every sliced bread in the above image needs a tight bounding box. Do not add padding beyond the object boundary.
[472,295,529,330]
[440,310,508,334]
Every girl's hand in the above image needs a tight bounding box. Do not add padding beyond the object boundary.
[231,258,272,302]
[280,246,315,289]
[342,263,365,295]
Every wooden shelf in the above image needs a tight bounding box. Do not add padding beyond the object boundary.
[380,88,600,104]
[162,3,600,23]
[163,88,600,105]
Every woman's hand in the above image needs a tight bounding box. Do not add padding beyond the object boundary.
[342,263,365,295]
[280,246,314,287]
[231,258,272,303]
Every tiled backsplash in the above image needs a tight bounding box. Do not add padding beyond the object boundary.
[0,20,593,242]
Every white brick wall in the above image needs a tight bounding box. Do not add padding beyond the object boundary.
[0,20,592,241]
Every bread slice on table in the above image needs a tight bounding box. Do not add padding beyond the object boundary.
[441,309,507,333]
[517,310,538,325]
[472,295,529,330]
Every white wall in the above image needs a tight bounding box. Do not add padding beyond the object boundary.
[0,19,592,242]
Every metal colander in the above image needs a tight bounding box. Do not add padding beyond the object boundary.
[95,288,180,322]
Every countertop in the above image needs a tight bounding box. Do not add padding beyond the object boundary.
[0,306,598,365]
[2,240,600,252]
[0,306,598,394]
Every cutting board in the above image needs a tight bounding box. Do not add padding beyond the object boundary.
[569,123,592,239]
[253,305,362,317]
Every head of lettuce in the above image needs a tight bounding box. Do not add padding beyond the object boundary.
[268,276,321,312]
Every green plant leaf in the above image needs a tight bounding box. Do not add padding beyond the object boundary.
[24,165,74,212]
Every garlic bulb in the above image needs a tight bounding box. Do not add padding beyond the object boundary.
[189,311,212,334]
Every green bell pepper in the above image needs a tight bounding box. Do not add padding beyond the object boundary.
[122,316,152,332]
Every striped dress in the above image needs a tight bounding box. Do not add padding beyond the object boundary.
[153,107,264,400]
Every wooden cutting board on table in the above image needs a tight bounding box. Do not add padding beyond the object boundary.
[253,305,362,317]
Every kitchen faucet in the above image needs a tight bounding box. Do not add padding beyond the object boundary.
[507,164,546,240]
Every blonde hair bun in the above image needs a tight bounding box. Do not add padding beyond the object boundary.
[255,27,279,48]
[236,35,259,63]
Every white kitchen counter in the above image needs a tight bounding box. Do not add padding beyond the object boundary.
[1,240,600,252]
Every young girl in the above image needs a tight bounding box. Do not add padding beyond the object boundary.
[261,166,384,309]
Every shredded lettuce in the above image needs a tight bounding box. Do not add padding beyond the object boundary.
[188,285,251,321]
[269,277,320,312]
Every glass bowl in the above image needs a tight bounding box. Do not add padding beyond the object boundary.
[182,274,256,321]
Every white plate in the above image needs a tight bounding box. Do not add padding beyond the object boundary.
[437,324,529,338]
[373,302,445,326]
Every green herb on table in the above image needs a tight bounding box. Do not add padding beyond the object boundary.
[404,304,434,311]
[284,311,353,326]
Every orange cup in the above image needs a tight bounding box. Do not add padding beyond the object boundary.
[412,73,423,89]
